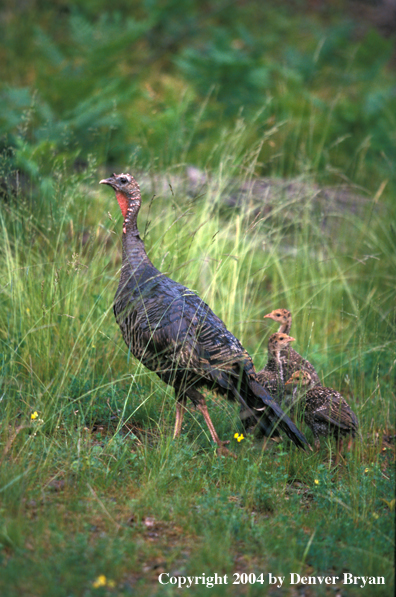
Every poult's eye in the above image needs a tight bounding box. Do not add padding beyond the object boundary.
[276,314,280,317]
[120,176,128,184]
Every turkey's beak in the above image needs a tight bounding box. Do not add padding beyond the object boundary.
[288,337,295,342]
[99,175,117,188]
[285,379,292,386]
[263,314,272,319]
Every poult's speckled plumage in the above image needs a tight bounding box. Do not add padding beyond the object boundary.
[285,370,358,453]
[100,173,309,453]
[241,333,295,431]
[256,333,296,391]
[262,308,321,384]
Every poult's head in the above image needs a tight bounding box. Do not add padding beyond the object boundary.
[264,308,291,325]
[267,332,295,353]
[285,370,312,387]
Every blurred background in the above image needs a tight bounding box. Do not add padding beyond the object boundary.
[1,0,395,196]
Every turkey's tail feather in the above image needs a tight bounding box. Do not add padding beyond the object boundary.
[245,379,310,450]
[235,394,277,438]
[206,363,309,449]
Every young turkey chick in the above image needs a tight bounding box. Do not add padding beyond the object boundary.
[242,333,295,432]
[263,308,292,334]
[257,332,296,388]
[263,309,320,384]
[285,370,358,459]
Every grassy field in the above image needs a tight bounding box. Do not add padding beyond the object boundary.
[0,119,395,596]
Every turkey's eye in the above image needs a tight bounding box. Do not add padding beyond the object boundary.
[276,314,280,317]
[120,177,128,184]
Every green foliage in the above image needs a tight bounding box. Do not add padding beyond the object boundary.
[1,1,396,190]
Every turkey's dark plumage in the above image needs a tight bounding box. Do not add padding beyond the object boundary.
[100,173,309,451]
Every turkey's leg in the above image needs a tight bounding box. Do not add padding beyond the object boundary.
[173,395,187,439]
[195,400,222,445]
[186,388,236,458]
[335,437,344,465]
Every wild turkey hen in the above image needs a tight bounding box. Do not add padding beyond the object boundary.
[99,173,308,453]
[262,308,321,384]
[285,370,358,459]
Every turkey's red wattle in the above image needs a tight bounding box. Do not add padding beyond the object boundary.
[115,191,129,219]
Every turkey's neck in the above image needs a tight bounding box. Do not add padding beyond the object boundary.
[122,231,152,268]
[121,200,154,271]
[278,320,291,334]
[272,349,284,381]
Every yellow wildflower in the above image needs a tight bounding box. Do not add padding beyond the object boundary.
[31,411,38,420]
[92,575,107,588]
[234,433,239,439]
[234,433,244,442]
[364,468,369,473]
[314,479,319,485]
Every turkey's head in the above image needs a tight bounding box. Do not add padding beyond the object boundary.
[264,308,292,333]
[267,332,295,355]
[285,370,312,389]
[100,173,141,232]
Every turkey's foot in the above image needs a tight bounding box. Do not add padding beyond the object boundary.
[216,440,237,459]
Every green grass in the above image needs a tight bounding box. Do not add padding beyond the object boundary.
[0,119,395,596]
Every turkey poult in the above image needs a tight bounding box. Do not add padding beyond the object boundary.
[241,333,296,431]
[257,332,296,387]
[262,308,320,384]
[100,173,309,453]
[285,370,358,457]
